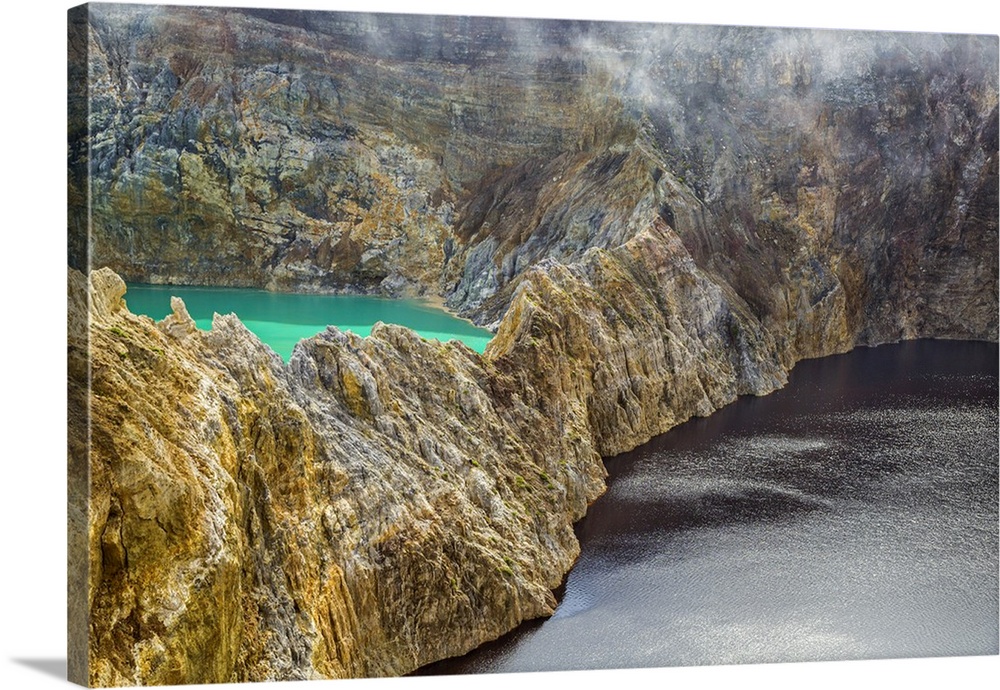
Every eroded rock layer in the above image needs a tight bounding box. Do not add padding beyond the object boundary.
[74,223,784,684]
[72,7,998,345]
[68,5,998,687]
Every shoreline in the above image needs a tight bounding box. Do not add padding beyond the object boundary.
[419,337,1000,674]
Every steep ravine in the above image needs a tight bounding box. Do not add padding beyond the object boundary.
[68,5,998,687]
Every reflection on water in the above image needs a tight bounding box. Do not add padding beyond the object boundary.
[419,340,999,674]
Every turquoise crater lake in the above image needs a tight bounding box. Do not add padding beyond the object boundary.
[125,284,494,361]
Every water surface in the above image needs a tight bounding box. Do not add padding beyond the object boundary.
[125,284,493,360]
[420,340,999,673]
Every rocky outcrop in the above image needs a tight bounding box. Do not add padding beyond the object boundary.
[488,220,789,456]
[73,266,601,685]
[71,209,804,684]
[68,5,998,687]
[445,28,999,353]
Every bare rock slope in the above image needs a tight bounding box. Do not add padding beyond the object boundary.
[72,214,781,683]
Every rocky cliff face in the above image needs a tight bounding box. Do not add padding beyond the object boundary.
[72,226,784,683]
[72,6,998,350]
[69,5,998,687]
[72,266,597,684]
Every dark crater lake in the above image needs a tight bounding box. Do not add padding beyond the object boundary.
[420,339,999,674]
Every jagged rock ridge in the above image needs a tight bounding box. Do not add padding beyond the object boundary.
[72,217,786,683]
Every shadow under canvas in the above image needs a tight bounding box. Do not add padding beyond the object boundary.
[12,657,68,681]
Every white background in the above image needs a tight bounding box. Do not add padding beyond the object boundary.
[1,1,997,689]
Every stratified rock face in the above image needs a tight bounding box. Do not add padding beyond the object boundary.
[487,220,790,457]
[72,266,607,685]
[73,207,796,683]
[72,6,998,350]
[68,5,998,687]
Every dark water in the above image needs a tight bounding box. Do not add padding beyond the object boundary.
[421,340,999,674]
[123,284,494,360]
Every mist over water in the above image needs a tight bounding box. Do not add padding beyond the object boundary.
[124,284,494,359]
[421,340,999,674]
